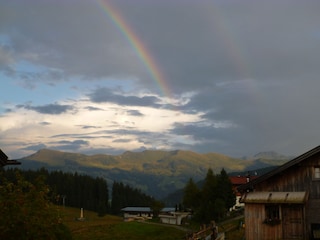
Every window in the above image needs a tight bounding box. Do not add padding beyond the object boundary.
[264,205,280,225]
[315,167,320,179]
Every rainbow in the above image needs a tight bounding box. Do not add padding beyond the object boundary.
[208,3,252,80]
[96,0,172,99]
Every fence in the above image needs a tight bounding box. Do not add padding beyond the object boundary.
[186,221,225,240]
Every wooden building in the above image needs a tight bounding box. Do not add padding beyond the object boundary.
[229,175,258,210]
[238,145,320,240]
[0,149,21,167]
[121,207,153,221]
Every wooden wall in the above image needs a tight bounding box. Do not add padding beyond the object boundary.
[244,203,282,240]
[254,154,320,194]
[245,153,320,239]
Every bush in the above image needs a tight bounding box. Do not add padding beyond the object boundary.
[0,172,72,240]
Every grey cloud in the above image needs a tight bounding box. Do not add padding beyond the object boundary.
[126,110,144,116]
[51,139,89,151]
[77,125,101,129]
[89,87,162,107]
[39,121,51,126]
[113,139,132,143]
[2,0,320,157]
[85,106,104,111]
[20,143,47,151]
[17,103,74,115]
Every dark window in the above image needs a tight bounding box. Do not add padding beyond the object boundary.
[265,205,280,222]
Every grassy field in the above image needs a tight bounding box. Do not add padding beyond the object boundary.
[60,207,187,240]
[60,207,245,239]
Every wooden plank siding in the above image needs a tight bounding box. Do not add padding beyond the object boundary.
[239,146,320,240]
[244,203,282,240]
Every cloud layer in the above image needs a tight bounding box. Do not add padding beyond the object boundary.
[1,0,320,158]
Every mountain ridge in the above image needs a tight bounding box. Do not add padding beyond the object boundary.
[16,148,291,199]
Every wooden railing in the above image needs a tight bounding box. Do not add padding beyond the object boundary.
[186,221,224,240]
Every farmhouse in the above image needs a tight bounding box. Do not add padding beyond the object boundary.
[121,207,153,221]
[229,175,258,210]
[238,145,320,240]
[121,207,190,225]
[158,207,190,225]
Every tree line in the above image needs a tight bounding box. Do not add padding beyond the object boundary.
[182,168,236,223]
[1,168,160,216]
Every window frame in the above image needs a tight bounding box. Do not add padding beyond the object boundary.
[264,204,281,225]
[314,166,320,179]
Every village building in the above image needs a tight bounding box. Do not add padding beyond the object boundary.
[121,207,153,221]
[238,145,320,240]
[229,175,258,211]
[158,207,190,225]
[121,206,190,225]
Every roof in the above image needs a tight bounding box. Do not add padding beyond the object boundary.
[121,207,176,213]
[238,145,320,192]
[161,207,175,212]
[230,176,258,185]
[241,191,308,204]
[121,207,151,212]
[0,149,21,167]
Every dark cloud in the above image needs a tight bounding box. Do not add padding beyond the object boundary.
[51,140,89,151]
[89,87,162,107]
[77,125,101,129]
[17,103,74,115]
[39,121,51,126]
[20,143,47,152]
[2,0,320,157]
[126,110,144,116]
[113,139,132,143]
[84,106,104,111]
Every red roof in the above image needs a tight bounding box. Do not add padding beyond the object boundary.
[229,176,258,185]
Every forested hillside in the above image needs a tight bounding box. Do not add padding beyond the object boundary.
[17,149,289,199]
[2,169,158,216]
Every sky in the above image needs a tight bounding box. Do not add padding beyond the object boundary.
[1,0,320,159]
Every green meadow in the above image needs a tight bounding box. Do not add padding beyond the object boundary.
[61,207,244,239]
[61,207,187,240]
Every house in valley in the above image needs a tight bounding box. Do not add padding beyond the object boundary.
[229,175,258,210]
[158,207,190,225]
[121,206,190,225]
[121,207,153,221]
[238,145,320,240]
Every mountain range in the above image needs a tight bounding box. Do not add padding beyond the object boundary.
[14,149,291,199]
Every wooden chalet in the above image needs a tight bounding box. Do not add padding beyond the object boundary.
[0,149,21,167]
[238,145,320,240]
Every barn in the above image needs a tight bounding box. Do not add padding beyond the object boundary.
[238,145,320,240]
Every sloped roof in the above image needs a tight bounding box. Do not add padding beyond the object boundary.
[121,207,176,213]
[241,191,308,204]
[0,149,21,167]
[238,145,320,192]
[121,207,151,212]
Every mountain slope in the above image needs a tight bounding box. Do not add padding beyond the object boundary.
[17,149,289,199]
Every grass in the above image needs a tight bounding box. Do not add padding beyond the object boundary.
[218,217,245,240]
[59,207,186,240]
[59,207,246,239]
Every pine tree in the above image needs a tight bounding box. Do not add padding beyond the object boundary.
[216,168,236,211]
[183,178,200,211]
